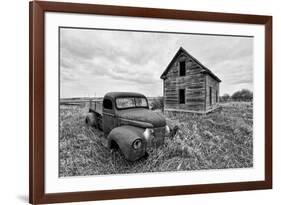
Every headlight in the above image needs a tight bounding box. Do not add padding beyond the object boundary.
[165,125,170,134]
[143,128,154,141]
[132,139,142,149]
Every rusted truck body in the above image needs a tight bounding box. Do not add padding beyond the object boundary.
[85,92,169,161]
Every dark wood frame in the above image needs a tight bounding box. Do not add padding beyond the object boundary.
[29,1,272,204]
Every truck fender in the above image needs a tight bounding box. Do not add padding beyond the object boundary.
[108,126,146,161]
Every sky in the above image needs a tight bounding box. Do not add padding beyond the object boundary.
[60,28,253,98]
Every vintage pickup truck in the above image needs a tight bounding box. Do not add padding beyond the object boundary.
[85,92,170,161]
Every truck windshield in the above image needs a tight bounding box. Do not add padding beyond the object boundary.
[116,97,148,109]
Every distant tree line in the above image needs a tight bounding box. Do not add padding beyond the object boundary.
[150,96,164,110]
[220,89,253,102]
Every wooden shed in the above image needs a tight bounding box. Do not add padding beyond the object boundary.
[160,47,221,114]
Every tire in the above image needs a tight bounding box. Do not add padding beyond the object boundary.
[85,112,98,128]
[85,116,91,126]
[110,141,123,162]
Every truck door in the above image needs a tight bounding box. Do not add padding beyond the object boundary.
[102,98,116,135]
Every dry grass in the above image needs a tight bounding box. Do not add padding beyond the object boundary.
[59,102,253,177]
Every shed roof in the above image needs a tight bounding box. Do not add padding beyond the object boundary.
[160,47,221,82]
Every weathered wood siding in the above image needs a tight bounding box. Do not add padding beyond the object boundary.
[164,54,206,112]
[205,75,220,111]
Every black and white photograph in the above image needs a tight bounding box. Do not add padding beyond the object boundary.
[59,27,253,177]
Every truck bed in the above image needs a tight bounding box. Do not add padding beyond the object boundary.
[89,99,103,115]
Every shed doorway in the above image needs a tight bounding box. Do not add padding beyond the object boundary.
[209,87,212,106]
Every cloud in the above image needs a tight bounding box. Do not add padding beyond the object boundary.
[60,28,253,98]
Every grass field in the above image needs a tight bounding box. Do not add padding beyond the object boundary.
[59,102,253,177]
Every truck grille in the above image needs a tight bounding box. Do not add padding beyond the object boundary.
[152,126,165,147]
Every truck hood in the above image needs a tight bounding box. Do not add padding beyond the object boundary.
[118,108,166,128]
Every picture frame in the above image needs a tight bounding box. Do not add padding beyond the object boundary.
[29,1,272,204]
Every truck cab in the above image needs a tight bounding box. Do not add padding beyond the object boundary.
[85,92,169,161]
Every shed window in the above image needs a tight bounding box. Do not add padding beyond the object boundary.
[179,89,185,104]
[103,99,113,110]
[179,61,186,76]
